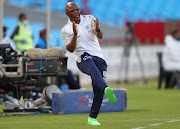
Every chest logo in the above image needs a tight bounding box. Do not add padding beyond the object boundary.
[85,25,91,31]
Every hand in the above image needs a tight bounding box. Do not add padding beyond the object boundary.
[21,39,27,44]
[73,21,78,36]
[94,17,100,31]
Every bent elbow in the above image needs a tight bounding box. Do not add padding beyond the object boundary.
[66,45,74,53]
[67,48,74,53]
[69,50,74,53]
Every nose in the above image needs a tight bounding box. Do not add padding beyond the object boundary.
[74,9,79,14]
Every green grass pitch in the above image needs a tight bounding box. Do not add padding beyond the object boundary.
[0,80,180,129]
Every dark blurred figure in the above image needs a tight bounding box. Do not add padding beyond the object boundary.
[162,29,180,89]
[57,70,81,89]
[36,28,47,49]
[1,25,15,49]
[10,13,34,51]
[119,22,145,83]
[123,22,135,61]
[163,29,180,72]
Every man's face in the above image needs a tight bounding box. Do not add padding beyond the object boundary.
[41,29,47,40]
[20,15,28,22]
[66,3,80,23]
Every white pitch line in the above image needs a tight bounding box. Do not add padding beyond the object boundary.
[167,119,180,122]
[132,127,146,129]
[148,123,164,126]
[131,119,180,129]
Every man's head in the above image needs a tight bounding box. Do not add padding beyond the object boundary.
[65,2,80,23]
[39,28,47,40]
[18,13,29,25]
[172,29,180,39]
[3,25,7,38]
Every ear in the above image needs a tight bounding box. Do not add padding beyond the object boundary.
[66,12,69,17]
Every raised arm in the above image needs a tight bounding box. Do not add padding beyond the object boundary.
[62,21,78,53]
[93,17,103,39]
[66,21,78,53]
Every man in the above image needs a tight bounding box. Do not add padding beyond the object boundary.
[10,13,34,51]
[162,29,180,88]
[61,2,117,125]
[121,22,135,83]
[162,29,180,72]
[36,28,47,49]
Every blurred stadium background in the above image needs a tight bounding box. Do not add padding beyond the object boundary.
[1,1,180,128]
[1,0,180,85]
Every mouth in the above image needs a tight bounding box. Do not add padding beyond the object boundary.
[75,14,80,18]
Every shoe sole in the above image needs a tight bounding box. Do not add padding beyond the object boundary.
[87,122,100,125]
[105,87,117,104]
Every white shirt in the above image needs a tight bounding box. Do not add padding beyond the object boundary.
[162,34,180,71]
[61,15,104,60]
[1,37,16,50]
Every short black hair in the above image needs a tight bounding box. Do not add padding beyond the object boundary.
[3,26,7,31]
[172,29,179,36]
[18,13,26,20]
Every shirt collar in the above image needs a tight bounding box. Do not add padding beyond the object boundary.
[68,15,85,25]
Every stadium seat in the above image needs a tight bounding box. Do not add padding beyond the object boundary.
[51,0,67,12]
[92,5,106,22]
[174,10,180,19]
[29,0,46,9]
[89,0,101,10]
[50,30,66,49]
[122,0,137,9]
[104,10,117,26]
[15,0,32,6]
[8,0,19,5]
[52,29,66,49]
[74,0,82,10]
[110,0,122,9]
[7,0,180,27]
